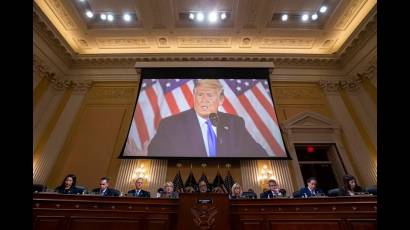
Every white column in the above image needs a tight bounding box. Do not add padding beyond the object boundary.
[33,87,88,184]
[342,81,377,149]
[33,85,64,150]
[240,160,261,195]
[319,81,376,186]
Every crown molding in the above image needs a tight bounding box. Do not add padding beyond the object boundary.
[33,3,376,71]
[337,7,377,66]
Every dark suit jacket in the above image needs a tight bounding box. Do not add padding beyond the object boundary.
[92,188,120,197]
[147,109,268,157]
[261,189,287,198]
[127,189,150,198]
[338,186,364,196]
[55,186,83,195]
[298,187,324,197]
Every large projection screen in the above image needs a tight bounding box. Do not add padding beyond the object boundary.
[120,69,288,159]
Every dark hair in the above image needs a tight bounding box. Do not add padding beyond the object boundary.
[157,187,164,193]
[100,177,110,183]
[268,179,277,184]
[59,174,77,189]
[307,177,317,184]
[343,175,359,191]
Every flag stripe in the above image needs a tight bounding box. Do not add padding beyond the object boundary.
[165,92,180,114]
[238,94,284,155]
[222,97,238,115]
[134,104,149,148]
[172,87,190,112]
[181,84,194,108]
[145,87,161,129]
[251,86,278,124]
[138,91,156,139]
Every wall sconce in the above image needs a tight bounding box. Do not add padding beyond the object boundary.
[258,165,276,185]
[132,163,149,180]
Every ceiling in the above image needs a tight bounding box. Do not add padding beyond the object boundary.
[34,0,376,56]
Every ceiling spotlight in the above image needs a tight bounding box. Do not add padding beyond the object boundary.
[196,12,204,21]
[86,11,93,18]
[189,12,195,20]
[107,14,114,22]
[311,13,318,20]
[320,6,327,13]
[301,14,309,21]
[220,12,227,20]
[123,13,131,22]
[208,11,218,23]
[78,0,85,2]
[281,14,288,21]
[100,13,107,20]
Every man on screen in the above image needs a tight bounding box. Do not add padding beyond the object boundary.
[147,79,267,157]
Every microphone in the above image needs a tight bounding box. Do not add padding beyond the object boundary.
[209,113,218,127]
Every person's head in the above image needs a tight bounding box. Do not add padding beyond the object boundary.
[247,188,254,193]
[231,183,242,196]
[193,79,224,119]
[61,174,77,188]
[198,180,208,193]
[157,187,164,193]
[164,182,174,193]
[135,177,144,190]
[212,186,224,193]
[99,177,110,190]
[268,179,279,192]
[307,177,318,190]
[183,186,194,193]
[343,175,358,191]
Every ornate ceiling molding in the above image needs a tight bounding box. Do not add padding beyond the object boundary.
[32,3,375,71]
[338,10,377,66]
[33,5,74,67]
[34,54,92,91]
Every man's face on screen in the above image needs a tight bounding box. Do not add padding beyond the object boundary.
[194,85,224,119]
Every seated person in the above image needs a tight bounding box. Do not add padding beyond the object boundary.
[55,174,83,195]
[156,187,164,198]
[243,188,257,199]
[91,177,120,197]
[212,186,226,193]
[198,180,209,193]
[127,177,150,198]
[160,182,179,198]
[338,175,364,196]
[298,177,324,197]
[229,183,243,199]
[261,179,286,198]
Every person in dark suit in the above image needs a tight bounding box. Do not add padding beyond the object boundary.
[338,175,364,196]
[198,180,209,193]
[55,174,84,195]
[127,177,150,198]
[91,177,120,197]
[297,177,324,198]
[261,179,286,198]
[148,79,268,157]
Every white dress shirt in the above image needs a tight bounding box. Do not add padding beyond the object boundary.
[196,113,217,157]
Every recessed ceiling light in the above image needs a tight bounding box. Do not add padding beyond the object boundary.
[86,11,93,18]
[107,14,114,22]
[208,11,218,23]
[100,13,107,20]
[123,13,131,22]
[320,6,327,13]
[281,14,288,21]
[220,12,227,20]
[78,0,85,2]
[301,14,309,21]
[196,12,204,21]
[189,13,195,20]
[311,13,318,20]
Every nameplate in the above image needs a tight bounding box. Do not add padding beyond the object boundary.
[197,199,213,204]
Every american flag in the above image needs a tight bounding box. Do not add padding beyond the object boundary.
[223,170,235,192]
[172,170,184,193]
[123,78,286,157]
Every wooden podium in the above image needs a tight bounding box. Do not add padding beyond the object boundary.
[177,193,230,230]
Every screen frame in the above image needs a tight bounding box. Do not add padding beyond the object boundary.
[118,67,291,160]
